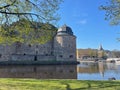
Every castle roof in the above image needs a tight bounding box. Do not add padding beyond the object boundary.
[57,24,73,35]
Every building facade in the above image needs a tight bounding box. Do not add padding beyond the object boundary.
[0,25,76,62]
[77,45,107,60]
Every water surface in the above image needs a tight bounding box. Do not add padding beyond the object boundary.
[0,65,77,79]
[77,62,120,80]
[0,62,120,80]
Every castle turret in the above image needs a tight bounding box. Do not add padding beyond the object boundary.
[54,24,76,61]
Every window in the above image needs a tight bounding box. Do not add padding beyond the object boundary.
[34,56,37,61]
[45,54,48,56]
[28,44,31,47]
[59,55,63,58]
[69,55,73,58]
[0,54,2,58]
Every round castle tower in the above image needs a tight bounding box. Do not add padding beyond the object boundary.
[54,24,76,61]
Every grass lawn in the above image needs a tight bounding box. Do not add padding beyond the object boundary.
[0,78,120,90]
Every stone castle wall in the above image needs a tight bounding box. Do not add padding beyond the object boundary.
[0,25,76,62]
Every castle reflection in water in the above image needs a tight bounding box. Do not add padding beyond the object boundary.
[0,65,77,79]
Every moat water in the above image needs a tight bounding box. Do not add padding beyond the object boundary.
[0,62,120,80]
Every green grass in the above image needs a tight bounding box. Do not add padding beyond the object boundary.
[0,78,120,90]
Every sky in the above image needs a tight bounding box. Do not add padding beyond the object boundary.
[58,0,120,51]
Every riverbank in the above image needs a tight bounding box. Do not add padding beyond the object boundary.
[0,78,120,90]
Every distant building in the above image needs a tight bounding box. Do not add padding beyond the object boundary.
[97,44,105,58]
[77,44,107,60]
[0,25,77,63]
[77,48,98,60]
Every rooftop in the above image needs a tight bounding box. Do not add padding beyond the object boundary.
[57,24,73,35]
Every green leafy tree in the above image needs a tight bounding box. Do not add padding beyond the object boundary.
[0,0,63,44]
[0,19,57,44]
[100,0,120,25]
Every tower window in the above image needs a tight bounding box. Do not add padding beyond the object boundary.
[69,55,73,58]
[0,54,2,58]
[59,55,63,58]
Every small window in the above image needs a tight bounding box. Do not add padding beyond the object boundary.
[28,44,31,47]
[34,56,37,61]
[69,55,73,58]
[59,55,63,58]
[0,54,2,58]
[45,54,48,56]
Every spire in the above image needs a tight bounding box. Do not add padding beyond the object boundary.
[98,44,103,50]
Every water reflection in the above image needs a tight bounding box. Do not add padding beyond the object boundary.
[0,65,77,79]
[77,62,120,80]
[0,63,120,80]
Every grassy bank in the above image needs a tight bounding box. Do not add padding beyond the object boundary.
[0,78,120,90]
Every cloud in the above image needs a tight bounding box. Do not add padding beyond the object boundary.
[72,11,88,18]
[78,19,87,25]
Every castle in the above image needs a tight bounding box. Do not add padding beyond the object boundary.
[0,25,76,64]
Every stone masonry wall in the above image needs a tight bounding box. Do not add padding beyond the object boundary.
[54,35,76,61]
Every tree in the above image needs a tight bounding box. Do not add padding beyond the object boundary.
[100,0,120,25]
[0,0,63,44]
[0,19,57,44]
[112,50,120,57]
[0,0,63,25]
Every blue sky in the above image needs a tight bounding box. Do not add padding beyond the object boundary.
[58,0,120,51]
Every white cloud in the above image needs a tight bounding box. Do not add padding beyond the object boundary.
[78,19,87,25]
[72,11,88,18]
